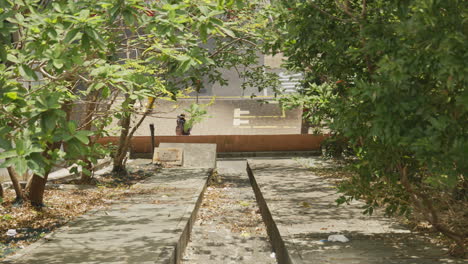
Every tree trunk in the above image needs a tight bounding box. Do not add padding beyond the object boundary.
[301,107,310,134]
[27,142,60,207]
[301,119,310,134]
[24,173,33,194]
[0,183,3,201]
[112,112,132,174]
[7,166,24,202]
[80,160,93,183]
[80,93,99,183]
[28,173,48,207]
[112,97,156,174]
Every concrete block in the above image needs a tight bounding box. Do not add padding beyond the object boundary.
[153,148,183,166]
[159,143,216,169]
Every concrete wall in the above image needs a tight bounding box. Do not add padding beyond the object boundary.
[0,167,28,184]
[97,134,327,153]
[0,168,9,183]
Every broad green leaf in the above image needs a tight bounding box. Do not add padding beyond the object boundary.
[162,4,179,11]
[220,27,236,38]
[84,27,104,47]
[15,140,25,155]
[207,10,224,18]
[5,92,18,100]
[210,17,223,26]
[199,23,208,42]
[0,150,17,159]
[102,86,110,98]
[82,167,91,176]
[64,28,81,43]
[0,137,11,149]
[66,138,87,156]
[53,59,64,69]
[12,157,28,176]
[123,9,135,25]
[41,111,58,132]
[175,54,191,62]
[75,134,89,145]
[75,130,93,145]
[79,10,90,20]
[6,53,19,63]
[199,6,209,16]
[81,33,91,50]
[18,64,37,80]
[68,121,77,133]
[27,158,45,177]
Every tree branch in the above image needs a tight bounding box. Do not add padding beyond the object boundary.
[39,67,58,80]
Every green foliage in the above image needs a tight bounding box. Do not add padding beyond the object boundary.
[268,0,467,253]
[0,0,268,182]
[279,82,337,128]
[183,101,212,133]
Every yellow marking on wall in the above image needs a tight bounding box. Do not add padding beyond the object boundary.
[237,125,297,129]
[180,95,279,99]
[239,109,286,119]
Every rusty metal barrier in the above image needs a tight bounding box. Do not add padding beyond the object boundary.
[97,134,327,153]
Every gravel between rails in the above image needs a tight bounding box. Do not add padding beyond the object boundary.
[181,160,277,264]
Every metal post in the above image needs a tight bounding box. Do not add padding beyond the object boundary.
[149,123,155,159]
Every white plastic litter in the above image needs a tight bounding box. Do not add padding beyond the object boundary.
[270,252,276,259]
[6,229,17,237]
[327,234,349,243]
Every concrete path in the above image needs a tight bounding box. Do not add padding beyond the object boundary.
[4,165,211,264]
[182,160,276,264]
[248,158,465,264]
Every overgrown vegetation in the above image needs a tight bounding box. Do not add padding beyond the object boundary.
[0,0,268,206]
[268,0,467,256]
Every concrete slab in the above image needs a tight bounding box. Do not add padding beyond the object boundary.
[159,143,216,169]
[153,148,184,166]
[4,166,211,264]
[247,158,464,264]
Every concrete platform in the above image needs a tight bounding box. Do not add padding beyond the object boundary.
[4,167,212,264]
[159,143,217,169]
[247,158,464,264]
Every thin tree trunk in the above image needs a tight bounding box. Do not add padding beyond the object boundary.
[80,92,99,182]
[6,166,24,202]
[112,22,134,174]
[80,92,119,180]
[301,119,309,134]
[0,183,3,201]
[112,108,133,174]
[112,98,156,173]
[28,173,48,207]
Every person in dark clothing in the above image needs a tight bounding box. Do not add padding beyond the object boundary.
[176,114,190,135]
